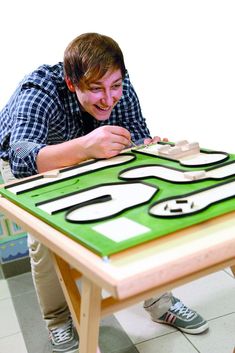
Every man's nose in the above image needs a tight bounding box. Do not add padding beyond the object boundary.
[101,90,114,106]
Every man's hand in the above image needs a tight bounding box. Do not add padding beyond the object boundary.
[37,125,131,173]
[82,125,131,159]
[143,136,169,145]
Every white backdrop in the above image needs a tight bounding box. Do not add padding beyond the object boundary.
[1,0,234,152]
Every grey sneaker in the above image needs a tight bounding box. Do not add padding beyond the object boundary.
[150,297,208,334]
[49,318,79,353]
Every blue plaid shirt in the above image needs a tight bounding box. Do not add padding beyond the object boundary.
[0,62,151,178]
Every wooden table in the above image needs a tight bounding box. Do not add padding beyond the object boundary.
[0,196,234,353]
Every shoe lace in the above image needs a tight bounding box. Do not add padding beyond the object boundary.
[50,319,73,344]
[170,301,195,319]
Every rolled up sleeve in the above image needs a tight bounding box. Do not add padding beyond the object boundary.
[9,141,45,178]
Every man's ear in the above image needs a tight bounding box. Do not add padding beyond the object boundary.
[65,77,76,92]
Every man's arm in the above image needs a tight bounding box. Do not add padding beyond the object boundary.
[36,125,131,173]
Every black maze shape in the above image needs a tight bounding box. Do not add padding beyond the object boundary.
[118,160,235,184]
[65,181,159,223]
[52,194,112,215]
[148,178,235,218]
[4,175,44,191]
[4,153,136,195]
[35,181,159,223]
[133,146,229,167]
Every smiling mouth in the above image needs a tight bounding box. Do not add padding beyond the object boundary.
[95,105,111,112]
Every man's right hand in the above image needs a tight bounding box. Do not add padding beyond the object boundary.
[82,125,132,159]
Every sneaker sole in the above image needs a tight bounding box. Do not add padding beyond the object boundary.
[154,319,209,335]
[52,346,79,353]
[53,349,78,353]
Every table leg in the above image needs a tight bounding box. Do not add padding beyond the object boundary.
[79,276,102,353]
[52,254,82,331]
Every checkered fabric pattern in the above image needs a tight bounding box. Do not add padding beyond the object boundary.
[0,62,150,178]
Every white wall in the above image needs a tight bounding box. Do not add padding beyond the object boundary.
[1,0,234,152]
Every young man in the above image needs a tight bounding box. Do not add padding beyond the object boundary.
[0,33,208,353]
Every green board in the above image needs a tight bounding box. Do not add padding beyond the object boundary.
[0,148,235,257]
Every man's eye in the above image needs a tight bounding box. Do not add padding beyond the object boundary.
[90,87,101,92]
[112,83,122,89]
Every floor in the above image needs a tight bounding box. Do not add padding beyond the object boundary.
[0,268,234,353]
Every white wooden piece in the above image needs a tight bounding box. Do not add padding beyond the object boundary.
[137,140,200,159]
[181,153,227,166]
[119,161,235,182]
[43,170,60,178]
[136,141,228,166]
[149,180,235,217]
[6,154,134,194]
[38,182,157,222]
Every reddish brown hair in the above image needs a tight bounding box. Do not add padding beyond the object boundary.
[64,32,126,87]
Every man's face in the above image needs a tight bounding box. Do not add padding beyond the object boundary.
[74,69,123,120]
